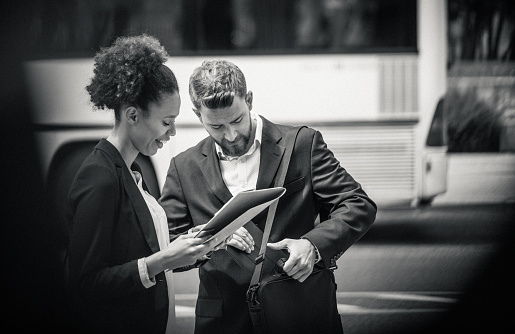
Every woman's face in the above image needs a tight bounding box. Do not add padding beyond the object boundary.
[133,92,181,156]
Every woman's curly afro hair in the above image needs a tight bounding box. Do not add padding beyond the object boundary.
[86,34,178,115]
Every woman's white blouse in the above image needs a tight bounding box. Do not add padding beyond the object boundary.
[132,170,176,333]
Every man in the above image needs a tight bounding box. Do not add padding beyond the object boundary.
[159,59,377,333]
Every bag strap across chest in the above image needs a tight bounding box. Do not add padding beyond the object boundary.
[249,126,305,287]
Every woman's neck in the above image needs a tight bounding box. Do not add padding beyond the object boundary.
[106,130,139,170]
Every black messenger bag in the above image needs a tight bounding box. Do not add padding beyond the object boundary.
[246,126,343,334]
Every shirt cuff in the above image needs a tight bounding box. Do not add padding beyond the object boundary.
[138,258,156,289]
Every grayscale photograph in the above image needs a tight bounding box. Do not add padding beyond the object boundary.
[2,1,514,333]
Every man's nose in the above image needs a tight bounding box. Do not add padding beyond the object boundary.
[224,126,237,141]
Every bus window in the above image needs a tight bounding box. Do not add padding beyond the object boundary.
[426,97,448,147]
[27,0,417,58]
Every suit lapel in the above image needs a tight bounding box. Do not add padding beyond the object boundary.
[121,167,161,254]
[197,117,284,201]
[199,139,233,204]
[96,139,160,254]
[256,117,285,190]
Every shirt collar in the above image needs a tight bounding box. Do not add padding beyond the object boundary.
[216,112,262,161]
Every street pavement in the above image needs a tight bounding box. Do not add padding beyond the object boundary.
[364,153,515,333]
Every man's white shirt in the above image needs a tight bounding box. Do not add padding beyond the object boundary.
[215,112,262,196]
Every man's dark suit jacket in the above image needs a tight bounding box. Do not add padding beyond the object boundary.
[159,117,377,333]
[67,139,168,334]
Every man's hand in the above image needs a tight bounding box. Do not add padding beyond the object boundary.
[226,226,255,254]
[187,224,206,235]
[187,224,251,252]
[267,238,316,282]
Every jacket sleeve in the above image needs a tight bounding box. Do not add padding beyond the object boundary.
[67,163,143,301]
[302,130,377,268]
[159,157,194,237]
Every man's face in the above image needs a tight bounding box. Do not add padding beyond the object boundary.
[196,93,255,157]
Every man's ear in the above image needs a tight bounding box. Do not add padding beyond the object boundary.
[246,91,253,111]
[193,108,202,123]
[125,106,139,124]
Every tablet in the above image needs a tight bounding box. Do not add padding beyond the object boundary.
[195,187,286,244]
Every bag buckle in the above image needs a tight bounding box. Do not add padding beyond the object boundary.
[254,253,265,264]
[246,284,261,308]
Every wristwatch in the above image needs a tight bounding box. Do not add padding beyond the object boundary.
[302,237,321,263]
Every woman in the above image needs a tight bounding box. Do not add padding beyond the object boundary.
[66,34,214,333]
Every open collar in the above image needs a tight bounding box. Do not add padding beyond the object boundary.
[199,116,285,204]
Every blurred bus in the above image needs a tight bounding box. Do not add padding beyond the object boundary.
[24,0,448,210]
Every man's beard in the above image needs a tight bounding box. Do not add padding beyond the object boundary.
[219,133,250,156]
[218,119,253,157]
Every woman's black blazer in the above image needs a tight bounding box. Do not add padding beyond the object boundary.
[66,139,168,334]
